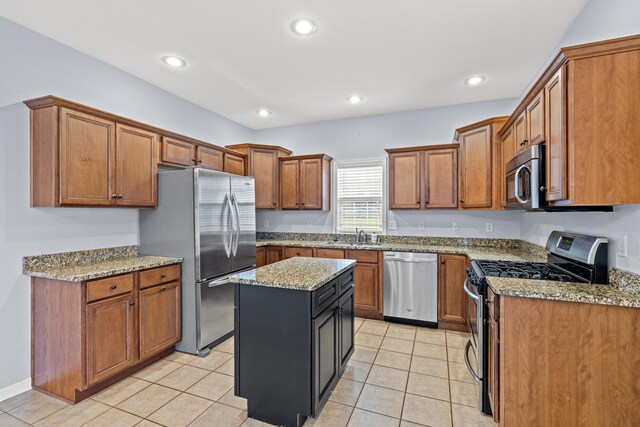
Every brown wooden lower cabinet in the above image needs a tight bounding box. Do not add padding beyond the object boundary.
[265,246,284,264]
[31,264,181,403]
[437,253,469,331]
[347,250,383,320]
[256,247,266,267]
[283,246,314,259]
[493,292,640,426]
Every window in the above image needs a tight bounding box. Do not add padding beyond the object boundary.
[334,159,385,234]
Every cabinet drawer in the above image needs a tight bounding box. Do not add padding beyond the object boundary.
[315,248,346,259]
[339,269,354,293]
[139,264,181,289]
[312,279,339,318]
[87,274,134,303]
[346,250,378,264]
[284,247,314,259]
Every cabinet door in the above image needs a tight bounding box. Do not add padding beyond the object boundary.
[161,136,195,166]
[300,158,323,210]
[197,146,224,171]
[256,247,266,267]
[250,148,279,209]
[459,126,493,208]
[388,151,422,209]
[501,126,516,208]
[224,153,245,175]
[86,294,135,385]
[437,254,468,325]
[527,91,545,145]
[265,247,283,264]
[488,314,499,422]
[338,287,355,372]
[59,108,116,206]
[514,111,528,153]
[353,263,379,314]
[424,148,458,209]
[545,67,567,202]
[139,281,181,360]
[280,159,300,209]
[115,124,157,207]
[313,301,339,411]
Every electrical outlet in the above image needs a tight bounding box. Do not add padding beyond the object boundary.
[452,222,459,231]
[617,235,628,258]
[418,222,425,231]
[389,220,398,230]
[263,220,270,228]
[485,223,494,233]
[307,220,313,229]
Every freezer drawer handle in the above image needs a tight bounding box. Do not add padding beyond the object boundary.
[208,278,231,288]
[464,340,481,383]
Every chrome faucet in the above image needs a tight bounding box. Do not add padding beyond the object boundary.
[355,228,368,244]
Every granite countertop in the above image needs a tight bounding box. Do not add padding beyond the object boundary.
[487,277,640,308]
[256,239,546,263]
[230,257,357,291]
[23,245,182,282]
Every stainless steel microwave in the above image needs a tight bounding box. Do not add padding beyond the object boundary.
[505,144,545,210]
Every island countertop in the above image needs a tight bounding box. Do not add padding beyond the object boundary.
[231,257,357,291]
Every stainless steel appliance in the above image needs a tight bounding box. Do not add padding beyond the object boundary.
[139,168,256,355]
[505,144,545,210]
[383,252,438,326]
[464,231,608,415]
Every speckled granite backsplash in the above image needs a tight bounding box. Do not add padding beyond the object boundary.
[256,232,521,249]
[23,245,138,272]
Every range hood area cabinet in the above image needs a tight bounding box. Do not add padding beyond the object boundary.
[226,143,292,209]
[387,144,459,210]
[279,154,332,211]
[498,34,640,207]
[25,96,247,208]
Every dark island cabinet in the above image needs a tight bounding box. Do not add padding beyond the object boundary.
[234,268,355,427]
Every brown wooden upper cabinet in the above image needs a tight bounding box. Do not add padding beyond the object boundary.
[500,126,516,208]
[161,136,196,166]
[386,145,458,210]
[498,34,640,206]
[226,144,292,209]
[28,101,158,208]
[196,145,224,171]
[454,117,507,210]
[279,154,332,210]
[223,152,246,175]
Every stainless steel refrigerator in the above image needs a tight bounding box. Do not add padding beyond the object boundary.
[139,168,256,355]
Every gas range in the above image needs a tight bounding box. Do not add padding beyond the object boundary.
[473,260,576,281]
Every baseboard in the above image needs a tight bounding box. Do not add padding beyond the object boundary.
[0,378,31,403]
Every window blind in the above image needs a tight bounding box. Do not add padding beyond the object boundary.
[336,162,384,233]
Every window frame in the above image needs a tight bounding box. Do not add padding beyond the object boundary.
[332,157,387,235]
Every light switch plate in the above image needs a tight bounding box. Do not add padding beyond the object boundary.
[389,220,398,230]
[617,234,628,258]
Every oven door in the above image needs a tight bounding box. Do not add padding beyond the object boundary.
[463,278,482,384]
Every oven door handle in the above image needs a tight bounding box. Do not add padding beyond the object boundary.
[463,278,479,301]
[464,340,481,383]
[513,165,530,205]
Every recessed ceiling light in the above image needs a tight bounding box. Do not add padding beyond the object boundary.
[290,18,317,36]
[346,95,364,104]
[464,75,486,86]
[161,56,186,68]
[257,109,272,117]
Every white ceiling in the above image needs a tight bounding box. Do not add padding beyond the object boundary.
[0,0,587,129]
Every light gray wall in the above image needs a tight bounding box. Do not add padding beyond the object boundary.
[254,98,522,237]
[0,16,253,391]
[519,0,640,274]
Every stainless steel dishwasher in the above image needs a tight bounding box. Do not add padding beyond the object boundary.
[383,252,438,326]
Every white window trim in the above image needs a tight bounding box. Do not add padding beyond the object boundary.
[332,157,387,235]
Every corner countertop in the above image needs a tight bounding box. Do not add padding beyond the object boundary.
[230,257,357,291]
[24,256,183,282]
[256,240,547,263]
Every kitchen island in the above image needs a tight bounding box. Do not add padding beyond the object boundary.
[230,257,357,427]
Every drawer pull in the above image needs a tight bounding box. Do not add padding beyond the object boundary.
[110,284,117,290]
[160,273,166,279]
[129,300,135,305]
[160,286,166,291]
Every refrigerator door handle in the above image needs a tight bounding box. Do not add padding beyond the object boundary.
[231,192,240,256]
[223,193,233,258]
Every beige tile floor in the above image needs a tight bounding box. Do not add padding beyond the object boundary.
[0,318,497,427]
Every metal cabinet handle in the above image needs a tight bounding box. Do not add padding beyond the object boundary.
[129,300,135,305]
[464,340,481,383]
[160,273,166,279]
[110,284,117,290]
[111,193,118,199]
[160,286,166,291]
